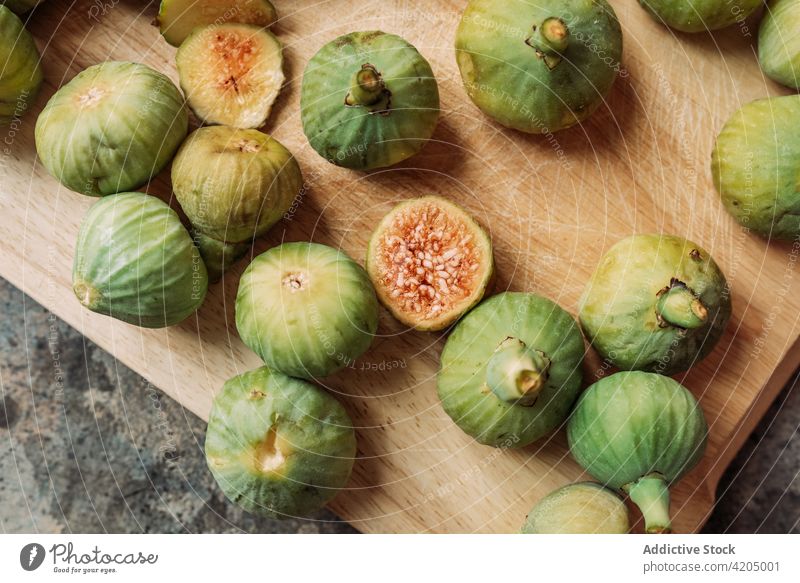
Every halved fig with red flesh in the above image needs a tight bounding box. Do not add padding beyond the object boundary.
[366,196,494,331]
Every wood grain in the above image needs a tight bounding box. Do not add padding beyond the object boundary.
[1,0,798,533]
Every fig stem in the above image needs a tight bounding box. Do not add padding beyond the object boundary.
[625,474,672,534]
[486,337,551,407]
[345,64,386,107]
[526,17,569,69]
[656,280,708,329]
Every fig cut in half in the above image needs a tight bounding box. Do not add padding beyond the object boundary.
[366,196,493,331]
[158,0,278,47]
[177,23,284,128]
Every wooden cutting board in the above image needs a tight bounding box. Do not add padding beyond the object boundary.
[2,0,798,533]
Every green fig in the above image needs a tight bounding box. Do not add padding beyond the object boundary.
[759,0,800,89]
[638,0,762,33]
[521,482,630,534]
[0,5,42,125]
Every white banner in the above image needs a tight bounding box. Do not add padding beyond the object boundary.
[0,535,797,582]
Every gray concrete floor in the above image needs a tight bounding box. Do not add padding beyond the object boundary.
[0,278,797,533]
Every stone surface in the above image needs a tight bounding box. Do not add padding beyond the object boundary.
[0,278,797,533]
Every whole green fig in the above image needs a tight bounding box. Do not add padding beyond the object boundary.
[455,0,623,134]
[205,366,356,518]
[568,371,708,533]
[301,31,440,170]
[437,292,585,448]
[521,482,630,534]
[759,0,800,89]
[579,234,731,375]
[638,0,762,33]
[712,95,800,239]
[0,5,42,124]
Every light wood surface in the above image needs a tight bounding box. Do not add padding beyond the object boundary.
[2,0,798,533]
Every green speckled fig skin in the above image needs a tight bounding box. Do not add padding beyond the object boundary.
[759,0,800,89]
[455,0,622,134]
[639,0,762,32]
[579,234,731,375]
[236,242,379,379]
[72,193,208,328]
[172,127,302,243]
[35,61,188,196]
[437,292,585,448]
[0,6,42,124]
[205,367,356,519]
[521,482,630,534]
[567,372,707,490]
[1,0,43,14]
[301,31,440,170]
[712,96,800,239]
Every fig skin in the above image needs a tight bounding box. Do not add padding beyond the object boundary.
[72,193,208,328]
[579,234,731,375]
[455,0,622,134]
[638,0,762,33]
[171,126,303,280]
[158,0,277,47]
[35,61,188,196]
[437,292,585,448]
[235,242,379,380]
[521,482,630,534]
[365,196,494,332]
[301,30,440,170]
[205,366,356,519]
[567,371,708,533]
[712,95,800,239]
[759,0,800,89]
[0,5,42,125]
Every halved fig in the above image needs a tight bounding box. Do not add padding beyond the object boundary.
[366,196,493,331]
[158,0,277,47]
[177,23,284,128]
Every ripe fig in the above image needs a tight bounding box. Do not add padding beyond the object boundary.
[177,23,284,128]
[638,0,762,33]
[437,292,585,448]
[568,371,708,533]
[759,0,800,89]
[521,483,630,534]
[236,242,379,380]
[205,366,356,518]
[158,0,277,47]
[301,31,440,170]
[712,95,800,239]
[0,5,42,124]
[35,61,188,196]
[579,234,731,375]
[455,0,623,133]
[171,126,303,280]
[365,196,493,331]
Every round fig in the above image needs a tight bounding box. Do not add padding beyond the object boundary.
[521,482,630,534]
[365,196,493,331]
[712,95,800,239]
[205,366,356,518]
[568,371,708,533]
[579,234,731,375]
[73,192,208,328]
[759,0,800,89]
[455,0,623,134]
[301,30,440,170]
[437,292,585,448]
[0,5,42,125]
[158,0,277,47]
[177,23,284,129]
[236,242,379,380]
[638,0,762,32]
[35,61,188,196]
[171,126,303,280]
